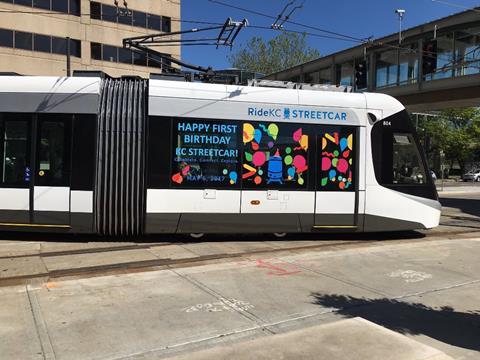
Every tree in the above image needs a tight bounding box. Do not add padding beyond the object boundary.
[421,107,480,174]
[228,32,320,75]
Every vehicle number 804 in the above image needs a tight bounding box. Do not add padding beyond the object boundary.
[383,120,392,126]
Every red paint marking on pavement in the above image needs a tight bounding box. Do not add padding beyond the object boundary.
[256,259,301,276]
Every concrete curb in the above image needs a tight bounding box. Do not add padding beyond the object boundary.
[164,317,453,360]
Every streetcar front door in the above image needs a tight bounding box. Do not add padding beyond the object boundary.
[32,115,71,226]
[314,126,358,230]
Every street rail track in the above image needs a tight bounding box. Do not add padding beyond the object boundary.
[0,228,479,287]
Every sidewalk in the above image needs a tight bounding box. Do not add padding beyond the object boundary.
[436,183,480,194]
[166,318,452,360]
[1,237,479,360]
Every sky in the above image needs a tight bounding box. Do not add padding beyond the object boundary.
[180,0,480,70]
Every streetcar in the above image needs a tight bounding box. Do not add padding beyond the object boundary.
[0,75,441,236]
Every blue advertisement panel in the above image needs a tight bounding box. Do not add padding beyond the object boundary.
[171,119,240,187]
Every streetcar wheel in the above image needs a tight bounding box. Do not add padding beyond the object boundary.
[190,233,205,239]
[273,232,287,238]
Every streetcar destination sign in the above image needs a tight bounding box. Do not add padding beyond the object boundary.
[247,107,348,121]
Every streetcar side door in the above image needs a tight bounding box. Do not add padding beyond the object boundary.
[314,125,358,230]
[32,114,71,226]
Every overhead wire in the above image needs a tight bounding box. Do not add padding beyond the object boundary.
[207,0,368,42]
[429,0,480,14]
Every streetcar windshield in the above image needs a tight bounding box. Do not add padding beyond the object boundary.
[371,109,436,199]
[392,133,427,184]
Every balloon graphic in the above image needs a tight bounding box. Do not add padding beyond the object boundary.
[321,157,331,171]
[347,134,353,150]
[243,123,254,144]
[340,137,348,152]
[300,135,308,151]
[254,176,262,185]
[268,141,274,149]
[329,169,336,180]
[252,151,266,167]
[181,165,190,176]
[293,155,307,173]
[287,167,295,178]
[284,155,293,165]
[337,158,349,173]
[229,171,238,184]
[293,128,302,142]
[172,173,183,184]
[254,129,262,144]
[268,124,279,140]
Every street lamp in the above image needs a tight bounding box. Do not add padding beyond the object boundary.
[395,9,406,44]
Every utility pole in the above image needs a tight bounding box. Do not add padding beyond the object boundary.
[66,37,71,77]
[395,9,406,44]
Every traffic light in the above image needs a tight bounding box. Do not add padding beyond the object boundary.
[422,40,437,76]
[355,60,367,90]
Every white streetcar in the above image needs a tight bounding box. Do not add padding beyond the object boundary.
[0,75,441,235]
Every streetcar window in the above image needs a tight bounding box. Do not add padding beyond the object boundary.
[148,117,171,188]
[319,126,356,191]
[392,133,427,184]
[171,119,241,188]
[0,116,30,187]
[71,115,96,191]
[242,122,312,189]
[36,116,71,187]
[371,109,436,199]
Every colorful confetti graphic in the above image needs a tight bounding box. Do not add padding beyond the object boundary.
[320,131,354,190]
[242,122,308,187]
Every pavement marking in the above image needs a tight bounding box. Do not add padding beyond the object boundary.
[276,256,389,297]
[169,268,273,334]
[255,259,302,276]
[392,279,480,301]
[388,269,433,283]
[182,298,254,313]
[26,285,56,360]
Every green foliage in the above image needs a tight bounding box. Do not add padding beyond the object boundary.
[228,32,320,75]
[421,107,480,172]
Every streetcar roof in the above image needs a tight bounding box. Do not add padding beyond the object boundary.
[0,76,405,120]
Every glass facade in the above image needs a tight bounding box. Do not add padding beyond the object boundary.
[89,1,171,32]
[90,42,171,70]
[0,28,81,57]
[0,0,80,16]
[455,26,480,76]
[336,62,353,86]
[431,33,455,80]
[399,43,418,85]
[376,50,398,88]
[282,22,480,92]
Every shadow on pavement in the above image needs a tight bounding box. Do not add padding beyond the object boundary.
[0,230,426,244]
[440,197,480,218]
[312,293,480,352]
